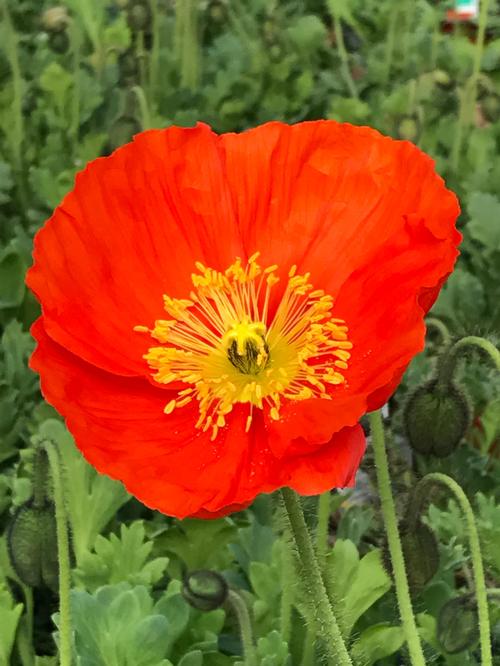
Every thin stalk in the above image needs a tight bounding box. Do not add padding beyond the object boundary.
[69,21,81,154]
[425,317,452,348]
[316,492,330,572]
[148,0,160,108]
[280,538,294,645]
[451,0,491,169]
[44,441,72,666]
[383,4,398,85]
[281,488,353,666]
[438,335,500,386]
[414,473,492,666]
[227,590,257,666]
[330,3,358,98]
[369,411,426,666]
[300,626,316,666]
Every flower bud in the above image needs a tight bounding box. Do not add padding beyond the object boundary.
[400,520,439,594]
[41,6,70,32]
[481,94,500,122]
[433,69,453,90]
[396,116,419,142]
[7,500,59,591]
[437,595,479,653]
[126,2,151,31]
[182,570,228,611]
[404,379,472,457]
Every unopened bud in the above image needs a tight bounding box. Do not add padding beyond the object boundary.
[42,6,70,32]
[481,95,500,122]
[400,520,439,594]
[126,2,151,31]
[404,379,472,457]
[182,570,228,611]
[397,116,419,142]
[437,595,479,653]
[7,500,58,591]
[433,69,453,90]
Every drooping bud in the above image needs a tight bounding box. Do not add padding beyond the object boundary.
[400,519,439,595]
[7,500,59,591]
[182,570,228,611]
[437,595,479,653]
[396,116,419,142]
[126,1,151,32]
[7,446,59,590]
[404,379,472,457]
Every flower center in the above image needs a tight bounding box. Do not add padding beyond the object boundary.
[134,253,353,441]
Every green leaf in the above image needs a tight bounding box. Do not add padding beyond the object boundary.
[0,247,25,308]
[327,541,391,638]
[74,521,168,591]
[466,192,500,252]
[178,651,203,666]
[39,62,73,117]
[0,584,23,664]
[351,624,405,665]
[431,268,486,330]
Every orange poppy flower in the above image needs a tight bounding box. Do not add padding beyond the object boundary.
[27,121,460,519]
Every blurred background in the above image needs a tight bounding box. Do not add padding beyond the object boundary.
[1,1,500,665]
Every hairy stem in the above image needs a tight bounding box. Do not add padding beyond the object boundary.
[369,411,426,666]
[414,473,492,666]
[227,590,257,666]
[281,488,353,666]
[44,441,72,666]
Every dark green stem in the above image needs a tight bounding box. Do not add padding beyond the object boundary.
[280,537,294,645]
[228,590,257,666]
[413,473,492,666]
[281,488,352,666]
[425,317,451,348]
[44,440,72,666]
[369,411,426,666]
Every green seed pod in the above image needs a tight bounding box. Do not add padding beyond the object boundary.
[396,116,419,142]
[7,500,59,591]
[400,520,439,594]
[404,379,472,457]
[182,570,228,611]
[437,596,479,654]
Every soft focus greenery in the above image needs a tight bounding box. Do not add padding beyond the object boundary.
[0,0,500,664]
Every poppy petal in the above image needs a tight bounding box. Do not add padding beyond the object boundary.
[27,124,241,377]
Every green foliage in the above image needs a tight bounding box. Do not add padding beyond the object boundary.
[74,521,169,591]
[0,0,500,663]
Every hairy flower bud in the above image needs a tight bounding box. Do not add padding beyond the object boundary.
[7,500,58,591]
[400,520,439,594]
[397,116,419,142]
[404,379,472,457]
[182,570,228,611]
[437,596,479,653]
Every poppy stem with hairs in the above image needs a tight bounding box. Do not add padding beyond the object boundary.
[44,439,72,666]
[227,590,257,666]
[413,473,492,666]
[368,410,426,666]
[280,487,353,666]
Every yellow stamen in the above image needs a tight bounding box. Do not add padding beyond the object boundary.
[136,254,352,434]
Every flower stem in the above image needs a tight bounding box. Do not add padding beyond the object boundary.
[413,473,492,666]
[438,335,500,386]
[316,492,330,571]
[281,488,353,666]
[368,410,426,666]
[329,2,358,99]
[44,440,72,666]
[227,590,257,666]
[280,537,294,645]
[425,317,451,348]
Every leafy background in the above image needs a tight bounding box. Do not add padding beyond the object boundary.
[1,0,500,664]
